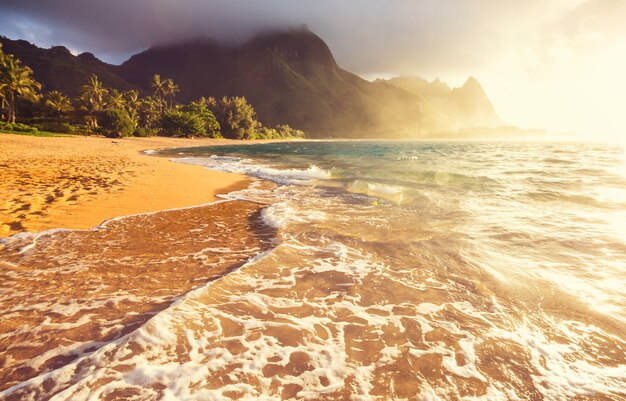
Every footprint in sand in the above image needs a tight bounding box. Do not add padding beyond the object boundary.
[11,203,31,213]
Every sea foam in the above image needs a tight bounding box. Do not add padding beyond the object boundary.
[178,156,331,185]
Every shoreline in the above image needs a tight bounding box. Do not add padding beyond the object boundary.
[0,132,282,391]
[0,133,259,238]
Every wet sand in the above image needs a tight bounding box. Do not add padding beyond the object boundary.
[0,133,279,392]
[0,133,250,237]
[0,200,276,392]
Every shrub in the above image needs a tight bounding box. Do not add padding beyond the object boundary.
[158,110,206,137]
[256,126,278,140]
[133,127,156,137]
[275,124,305,139]
[209,96,259,139]
[99,109,136,138]
[180,101,221,138]
[34,122,77,134]
[2,122,39,133]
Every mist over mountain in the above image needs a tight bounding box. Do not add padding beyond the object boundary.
[382,76,501,129]
[1,29,501,137]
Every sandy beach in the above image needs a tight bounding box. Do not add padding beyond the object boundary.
[1,137,625,399]
[0,133,250,238]
[0,132,278,391]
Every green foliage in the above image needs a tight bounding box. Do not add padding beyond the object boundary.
[163,79,179,109]
[210,96,259,139]
[181,101,221,138]
[138,95,165,129]
[158,110,206,137]
[98,109,135,138]
[0,44,307,139]
[151,74,165,101]
[254,124,305,140]
[33,121,77,134]
[275,124,305,139]
[79,74,108,129]
[1,122,38,132]
[133,127,155,137]
[0,44,42,123]
[151,74,179,109]
[106,89,125,110]
[44,90,72,123]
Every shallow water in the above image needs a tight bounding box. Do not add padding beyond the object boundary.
[1,140,625,400]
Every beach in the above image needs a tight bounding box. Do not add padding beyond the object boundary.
[1,138,625,400]
[0,133,250,237]
[0,132,277,392]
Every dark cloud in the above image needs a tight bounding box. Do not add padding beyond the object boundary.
[0,0,524,74]
[1,0,624,134]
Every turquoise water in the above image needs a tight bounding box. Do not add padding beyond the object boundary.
[175,140,626,318]
[167,140,626,399]
[5,140,624,400]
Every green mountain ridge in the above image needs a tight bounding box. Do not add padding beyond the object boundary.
[380,76,502,129]
[0,37,135,97]
[1,30,501,137]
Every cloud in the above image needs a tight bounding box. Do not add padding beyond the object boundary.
[1,0,624,135]
[0,0,579,69]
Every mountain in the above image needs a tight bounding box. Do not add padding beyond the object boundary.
[115,29,446,137]
[0,36,135,97]
[1,29,501,137]
[382,76,501,129]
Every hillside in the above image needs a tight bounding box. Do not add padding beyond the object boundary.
[0,36,135,97]
[1,30,501,137]
[382,76,501,129]
[115,29,445,137]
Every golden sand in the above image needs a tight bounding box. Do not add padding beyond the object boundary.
[0,132,277,390]
[0,133,249,238]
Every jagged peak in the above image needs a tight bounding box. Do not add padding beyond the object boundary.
[78,52,100,62]
[461,76,483,90]
[49,45,72,56]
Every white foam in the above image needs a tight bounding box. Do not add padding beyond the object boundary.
[488,322,626,399]
[178,156,331,185]
[261,202,327,230]
[347,180,407,204]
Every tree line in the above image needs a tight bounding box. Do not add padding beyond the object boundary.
[0,43,305,140]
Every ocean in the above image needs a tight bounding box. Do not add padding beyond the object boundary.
[1,140,625,400]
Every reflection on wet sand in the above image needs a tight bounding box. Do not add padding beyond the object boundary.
[0,200,275,392]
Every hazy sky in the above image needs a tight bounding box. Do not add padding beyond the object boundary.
[1,0,624,138]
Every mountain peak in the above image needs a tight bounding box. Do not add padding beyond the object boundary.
[462,76,482,90]
[382,75,500,129]
[0,30,500,136]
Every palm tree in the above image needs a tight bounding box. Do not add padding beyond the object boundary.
[0,44,7,121]
[0,54,41,123]
[151,74,165,97]
[79,74,108,129]
[138,95,164,129]
[123,90,140,130]
[124,89,139,106]
[44,90,72,123]
[163,79,179,109]
[107,89,125,110]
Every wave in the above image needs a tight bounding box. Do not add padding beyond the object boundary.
[542,157,576,164]
[261,201,327,230]
[177,156,332,185]
[346,180,407,204]
[0,197,277,394]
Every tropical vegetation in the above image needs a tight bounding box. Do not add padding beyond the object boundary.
[0,43,305,140]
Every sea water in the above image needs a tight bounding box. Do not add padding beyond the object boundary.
[2,140,625,400]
